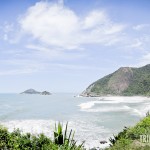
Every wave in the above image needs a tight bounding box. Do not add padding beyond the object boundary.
[78,97,149,109]
[78,97,150,117]
[80,105,131,113]
[97,96,149,103]
[0,120,55,137]
[78,100,126,110]
[0,119,111,149]
[78,101,98,109]
[132,104,150,117]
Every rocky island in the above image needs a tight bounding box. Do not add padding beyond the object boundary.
[40,91,51,95]
[81,64,150,97]
[21,89,51,95]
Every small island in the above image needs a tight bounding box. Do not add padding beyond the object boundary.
[40,91,51,95]
[21,89,51,95]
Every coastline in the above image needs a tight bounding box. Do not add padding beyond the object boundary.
[1,93,150,149]
[79,94,150,99]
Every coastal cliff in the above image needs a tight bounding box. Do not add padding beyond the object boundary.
[81,64,150,96]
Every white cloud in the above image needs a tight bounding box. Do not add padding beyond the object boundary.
[20,2,79,49]
[26,44,53,52]
[104,24,125,35]
[129,39,143,49]
[0,22,14,41]
[83,10,109,29]
[3,23,14,33]
[19,1,126,50]
[0,22,22,43]
[140,53,150,65]
[0,58,46,75]
[133,24,150,31]
[130,53,150,67]
[49,63,102,71]
[0,68,36,76]
[3,34,8,41]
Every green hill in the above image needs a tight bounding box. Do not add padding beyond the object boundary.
[81,64,150,96]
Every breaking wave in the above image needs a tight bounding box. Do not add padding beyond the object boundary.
[78,96,150,117]
[0,119,111,149]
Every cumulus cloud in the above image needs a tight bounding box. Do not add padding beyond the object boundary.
[19,1,126,50]
[82,10,109,29]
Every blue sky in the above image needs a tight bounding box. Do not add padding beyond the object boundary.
[0,0,150,93]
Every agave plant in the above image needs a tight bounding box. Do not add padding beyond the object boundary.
[54,122,84,149]
[54,122,63,145]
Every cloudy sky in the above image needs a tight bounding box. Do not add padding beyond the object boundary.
[0,0,150,93]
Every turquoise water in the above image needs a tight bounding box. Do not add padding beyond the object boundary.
[0,93,149,148]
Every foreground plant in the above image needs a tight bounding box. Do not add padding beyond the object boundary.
[54,122,85,150]
[0,123,84,150]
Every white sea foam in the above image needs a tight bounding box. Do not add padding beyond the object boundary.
[0,120,55,137]
[0,119,111,149]
[78,101,98,109]
[80,105,131,113]
[79,97,150,110]
[132,104,150,117]
[78,96,150,117]
[98,96,149,103]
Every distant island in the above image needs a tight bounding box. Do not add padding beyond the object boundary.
[81,64,150,97]
[41,91,51,95]
[21,89,51,95]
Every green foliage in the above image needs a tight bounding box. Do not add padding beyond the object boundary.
[109,127,129,146]
[107,115,150,150]
[54,122,63,145]
[123,66,150,96]
[85,64,150,96]
[54,122,85,150]
[0,123,84,150]
[90,74,115,95]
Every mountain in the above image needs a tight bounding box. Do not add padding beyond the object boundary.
[21,89,41,94]
[81,64,150,96]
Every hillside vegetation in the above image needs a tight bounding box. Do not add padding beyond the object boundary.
[81,64,150,96]
[106,113,150,150]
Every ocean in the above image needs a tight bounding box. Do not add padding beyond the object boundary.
[0,93,150,149]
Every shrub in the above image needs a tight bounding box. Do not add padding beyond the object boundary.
[0,123,84,150]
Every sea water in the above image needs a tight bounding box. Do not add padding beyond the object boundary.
[0,93,150,149]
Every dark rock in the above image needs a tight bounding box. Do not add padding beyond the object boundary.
[100,140,107,144]
[41,91,51,95]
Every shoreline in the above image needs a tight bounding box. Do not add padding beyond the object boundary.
[78,95,150,99]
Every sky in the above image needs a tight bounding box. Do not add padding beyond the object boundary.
[0,0,150,93]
